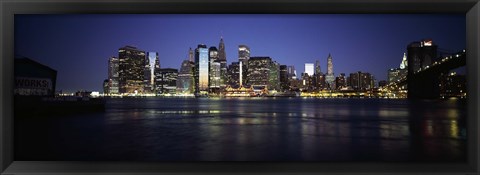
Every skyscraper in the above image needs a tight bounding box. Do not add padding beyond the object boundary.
[107,56,119,94]
[144,52,158,93]
[315,60,321,75]
[269,61,280,91]
[287,66,297,80]
[238,45,250,66]
[227,62,241,87]
[157,68,178,94]
[195,44,209,95]
[400,52,408,70]
[118,46,146,94]
[279,65,289,91]
[325,53,335,89]
[218,37,228,88]
[349,71,373,91]
[247,57,277,89]
[153,54,161,93]
[209,47,221,92]
[304,63,314,76]
[177,60,194,94]
[335,73,347,90]
[188,47,194,62]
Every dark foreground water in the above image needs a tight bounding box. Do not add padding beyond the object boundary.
[15,98,467,161]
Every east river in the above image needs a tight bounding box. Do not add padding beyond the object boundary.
[15,97,467,161]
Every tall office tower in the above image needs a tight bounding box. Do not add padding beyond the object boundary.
[349,71,373,91]
[157,68,178,94]
[325,53,335,89]
[208,47,221,92]
[247,57,276,89]
[177,60,195,94]
[287,66,296,80]
[239,61,243,86]
[227,62,241,86]
[335,73,347,90]
[304,63,314,76]
[189,47,194,62]
[279,65,289,91]
[144,52,158,93]
[315,60,321,75]
[238,45,250,66]
[195,44,209,94]
[103,79,110,94]
[269,61,280,91]
[153,55,161,93]
[107,56,119,94]
[218,37,228,88]
[118,46,146,94]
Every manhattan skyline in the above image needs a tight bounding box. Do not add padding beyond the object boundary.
[14,14,466,92]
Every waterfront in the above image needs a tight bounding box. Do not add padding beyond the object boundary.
[15,98,467,161]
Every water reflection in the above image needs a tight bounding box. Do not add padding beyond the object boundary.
[16,98,467,161]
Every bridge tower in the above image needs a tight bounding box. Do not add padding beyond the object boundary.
[407,39,438,99]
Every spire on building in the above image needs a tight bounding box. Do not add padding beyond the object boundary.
[400,52,407,69]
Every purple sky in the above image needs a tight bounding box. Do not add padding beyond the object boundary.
[14,14,466,93]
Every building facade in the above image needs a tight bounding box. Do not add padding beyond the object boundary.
[349,71,374,91]
[14,57,57,96]
[279,65,289,91]
[176,60,195,94]
[304,63,314,76]
[218,37,228,88]
[195,44,209,94]
[118,46,146,94]
[157,68,178,94]
[325,54,335,89]
[107,56,119,94]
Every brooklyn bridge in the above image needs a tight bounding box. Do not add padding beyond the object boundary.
[385,49,466,99]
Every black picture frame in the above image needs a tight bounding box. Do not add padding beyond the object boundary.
[1,0,479,174]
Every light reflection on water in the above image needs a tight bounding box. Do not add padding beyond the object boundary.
[16,98,467,161]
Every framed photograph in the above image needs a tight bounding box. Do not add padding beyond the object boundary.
[1,0,479,174]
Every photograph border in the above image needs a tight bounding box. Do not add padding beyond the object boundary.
[1,0,479,174]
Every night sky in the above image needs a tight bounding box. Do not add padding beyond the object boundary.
[14,14,466,93]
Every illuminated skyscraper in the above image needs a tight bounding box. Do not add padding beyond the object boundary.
[209,47,221,92]
[177,60,194,94]
[400,52,408,69]
[144,52,158,93]
[247,57,274,89]
[335,73,347,90]
[189,47,194,62]
[279,65,288,91]
[107,56,119,94]
[195,44,209,94]
[325,53,335,89]
[269,61,280,91]
[118,46,146,94]
[238,45,250,66]
[227,62,241,86]
[349,71,373,91]
[157,68,178,94]
[287,66,297,80]
[153,54,161,93]
[218,37,228,88]
[315,60,321,75]
[304,63,314,76]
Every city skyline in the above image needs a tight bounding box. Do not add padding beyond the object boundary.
[15,14,466,92]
